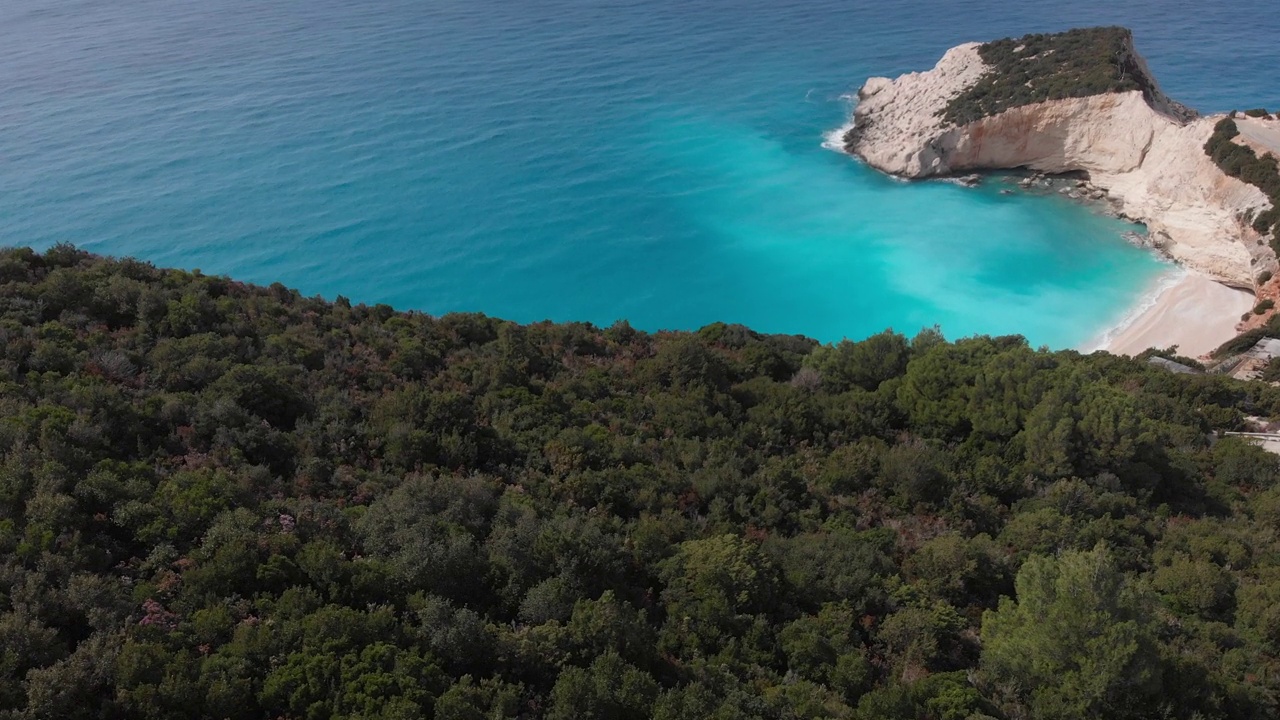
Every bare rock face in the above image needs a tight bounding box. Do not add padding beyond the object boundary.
[842,33,1273,287]
[846,43,987,178]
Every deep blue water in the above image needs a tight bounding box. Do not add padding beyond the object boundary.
[2,0,1277,346]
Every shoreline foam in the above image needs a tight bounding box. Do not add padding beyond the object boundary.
[1080,265,1184,352]
[821,121,856,153]
[821,94,857,153]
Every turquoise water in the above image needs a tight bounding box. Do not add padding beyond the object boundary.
[2,1,1277,346]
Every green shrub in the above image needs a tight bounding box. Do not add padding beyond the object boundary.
[1258,271,1273,284]
[1255,299,1275,315]
[1262,356,1280,382]
[1245,108,1270,118]
[1138,346,1206,371]
[1212,327,1269,357]
[7,245,1280,720]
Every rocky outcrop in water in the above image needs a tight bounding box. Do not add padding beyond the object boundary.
[842,29,1273,287]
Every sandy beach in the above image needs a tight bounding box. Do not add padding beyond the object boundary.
[1090,271,1254,357]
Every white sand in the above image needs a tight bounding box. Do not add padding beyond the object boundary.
[1090,271,1254,357]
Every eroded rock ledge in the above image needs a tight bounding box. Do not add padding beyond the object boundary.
[842,28,1273,288]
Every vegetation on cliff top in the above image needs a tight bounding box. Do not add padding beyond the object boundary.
[941,27,1154,126]
[1204,117,1280,256]
[5,245,1280,719]
[1213,309,1280,359]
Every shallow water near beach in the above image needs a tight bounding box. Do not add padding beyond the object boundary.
[2,0,1277,347]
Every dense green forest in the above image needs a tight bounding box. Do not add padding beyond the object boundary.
[942,28,1156,126]
[5,245,1280,719]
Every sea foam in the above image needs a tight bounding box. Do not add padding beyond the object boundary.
[1078,264,1185,353]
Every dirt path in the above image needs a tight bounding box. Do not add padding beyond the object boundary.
[1236,116,1280,157]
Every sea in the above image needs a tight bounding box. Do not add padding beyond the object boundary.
[2,0,1277,348]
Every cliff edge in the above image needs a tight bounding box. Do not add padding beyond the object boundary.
[843,28,1272,287]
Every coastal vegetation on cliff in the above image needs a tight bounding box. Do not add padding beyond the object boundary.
[1204,117,1280,254]
[942,27,1155,126]
[5,246,1280,719]
[1214,311,1280,358]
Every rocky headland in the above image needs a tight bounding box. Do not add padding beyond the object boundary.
[842,27,1275,291]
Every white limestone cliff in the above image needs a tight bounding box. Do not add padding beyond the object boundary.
[844,42,1273,287]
